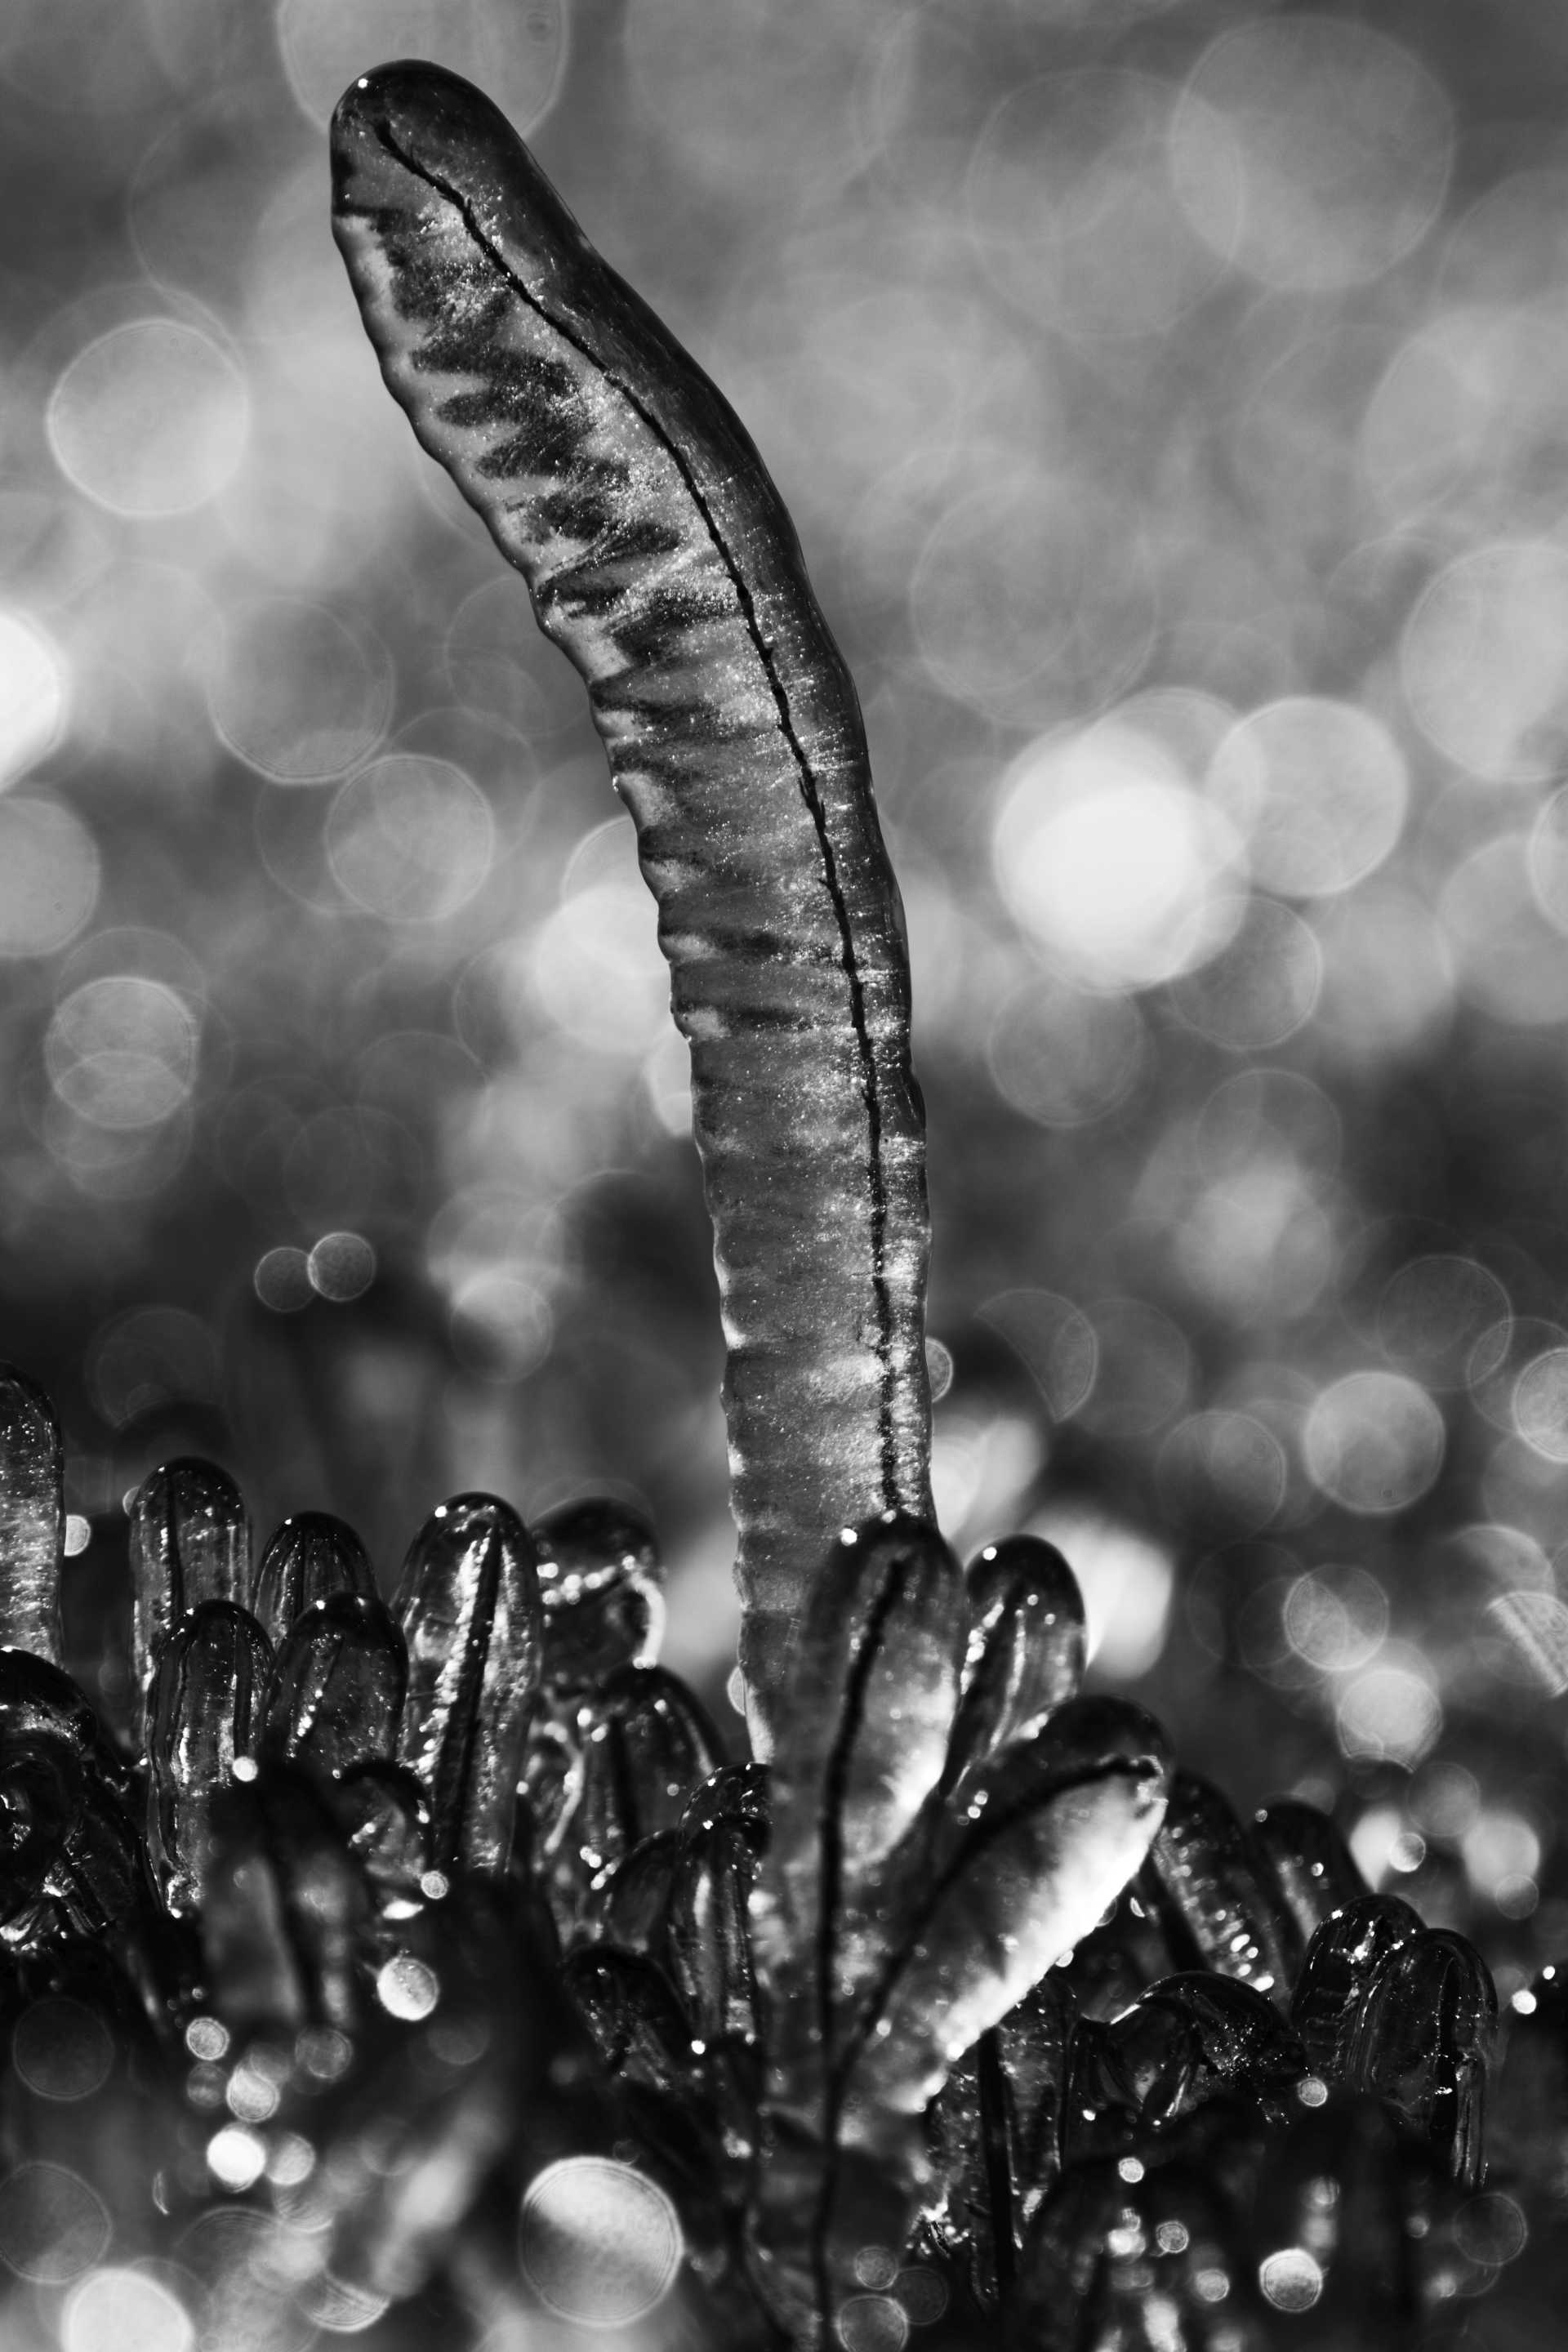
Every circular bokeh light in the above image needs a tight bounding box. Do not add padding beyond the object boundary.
[12,2001,114,2104]
[276,0,568,136]
[1402,540,1568,783]
[0,799,99,959]
[205,598,392,786]
[47,320,249,518]
[995,719,1245,991]
[1303,1370,1445,1515]
[0,2163,110,2284]
[0,610,68,785]
[1206,698,1407,899]
[519,2156,681,2327]
[327,755,496,923]
[62,2267,194,2352]
[1170,16,1453,292]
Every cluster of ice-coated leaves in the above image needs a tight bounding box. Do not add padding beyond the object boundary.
[545,1511,1517,2350]
[0,1361,1534,2350]
[0,1364,643,2345]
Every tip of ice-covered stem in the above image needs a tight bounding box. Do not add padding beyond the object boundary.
[331,56,489,153]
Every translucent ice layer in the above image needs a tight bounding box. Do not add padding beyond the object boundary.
[330,60,932,1750]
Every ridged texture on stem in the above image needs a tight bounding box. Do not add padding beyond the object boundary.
[330,60,931,1750]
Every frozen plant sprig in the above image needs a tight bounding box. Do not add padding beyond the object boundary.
[331,58,933,1758]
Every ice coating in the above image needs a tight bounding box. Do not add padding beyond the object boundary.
[1143,1769,1297,1998]
[252,1511,375,1650]
[326,1757,431,1915]
[751,1687,1169,2337]
[0,1365,65,1664]
[330,61,932,1752]
[265,1592,408,1780]
[129,1459,250,1740]
[665,1790,764,2047]
[203,1766,371,2035]
[1251,1796,1367,1948]
[0,1361,1526,2340]
[1061,1971,1305,2168]
[0,1731,140,1948]
[392,1492,542,1874]
[1347,1927,1495,2185]
[571,1661,724,1882]
[1291,1892,1423,2079]
[924,1972,1075,2306]
[533,1494,666,1684]
[749,1509,967,2232]
[849,1699,1173,2109]
[942,1533,1086,1793]
[147,1597,272,1915]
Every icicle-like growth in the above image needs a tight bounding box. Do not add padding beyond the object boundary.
[329,60,932,1752]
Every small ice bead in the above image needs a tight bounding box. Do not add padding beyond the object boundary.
[0,1365,65,1664]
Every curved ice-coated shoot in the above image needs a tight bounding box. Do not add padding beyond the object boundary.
[330,60,932,1752]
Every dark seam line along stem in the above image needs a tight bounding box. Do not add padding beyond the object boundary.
[367,122,902,1506]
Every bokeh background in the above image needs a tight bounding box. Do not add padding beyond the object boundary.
[5,0,1568,1984]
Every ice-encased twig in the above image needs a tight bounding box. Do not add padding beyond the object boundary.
[330,60,932,1752]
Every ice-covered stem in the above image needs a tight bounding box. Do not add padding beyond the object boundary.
[330,61,932,1750]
